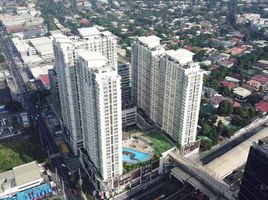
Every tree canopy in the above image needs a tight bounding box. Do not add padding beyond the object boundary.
[217,100,234,116]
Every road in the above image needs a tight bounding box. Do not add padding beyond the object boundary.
[0,34,77,200]
[200,125,265,164]
[123,177,194,200]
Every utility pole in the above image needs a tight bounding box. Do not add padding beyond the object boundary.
[37,92,41,109]
[79,168,82,186]
[55,167,58,187]
[62,179,67,200]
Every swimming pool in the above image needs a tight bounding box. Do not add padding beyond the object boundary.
[122,147,151,164]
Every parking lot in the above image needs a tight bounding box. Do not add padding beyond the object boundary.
[0,113,24,139]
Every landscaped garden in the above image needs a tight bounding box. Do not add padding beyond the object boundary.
[143,130,174,156]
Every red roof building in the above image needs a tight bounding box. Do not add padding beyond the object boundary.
[233,101,241,108]
[220,80,237,89]
[80,19,90,27]
[255,101,268,113]
[184,46,193,51]
[252,75,268,85]
[39,74,50,89]
[209,64,220,71]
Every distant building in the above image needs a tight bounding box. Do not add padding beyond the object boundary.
[255,60,268,70]
[0,13,44,34]
[118,63,132,105]
[238,137,268,200]
[117,63,137,127]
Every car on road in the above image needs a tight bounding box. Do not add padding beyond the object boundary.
[72,188,79,196]
[154,194,165,200]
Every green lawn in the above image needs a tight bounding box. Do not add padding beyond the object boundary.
[0,130,47,172]
[144,130,174,156]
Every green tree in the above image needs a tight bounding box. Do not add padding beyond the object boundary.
[222,127,236,138]
[232,115,249,127]
[217,100,234,116]
[210,80,220,90]
[221,86,232,96]
[247,94,263,105]
[200,139,213,151]
[0,53,5,63]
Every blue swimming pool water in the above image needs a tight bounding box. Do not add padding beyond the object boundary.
[123,147,151,163]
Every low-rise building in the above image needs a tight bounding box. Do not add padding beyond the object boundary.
[247,79,261,90]
[233,87,252,100]
[208,95,226,108]
[0,161,51,198]
[255,101,268,114]
[203,86,218,97]
[220,80,237,89]
[255,59,268,70]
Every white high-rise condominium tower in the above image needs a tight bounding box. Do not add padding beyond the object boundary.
[53,27,118,155]
[162,49,203,146]
[131,36,166,126]
[76,51,123,181]
[132,36,203,148]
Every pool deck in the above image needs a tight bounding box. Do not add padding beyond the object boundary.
[122,133,153,154]
[123,147,153,164]
[122,132,154,164]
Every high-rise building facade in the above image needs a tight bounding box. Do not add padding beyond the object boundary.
[132,36,166,126]
[118,63,132,105]
[162,50,203,146]
[132,35,203,147]
[48,69,61,118]
[238,137,268,200]
[53,36,82,155]
[76,51,123,181]
[53,27,118,155]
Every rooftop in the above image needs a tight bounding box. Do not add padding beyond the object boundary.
[233,87,251,98]
[257,59,268,65]
[30,65,53,79]
[0,161,42,195]
[39,74,50,87]
[208,95,226,105]
[165,49,194,64]
[258,137,268,152]
[206,127,268,179]
[220,80,237,89]
[28,37,53,57]
[13,162,41,186]
[78,51,107,68]
[255,101,268,113]
[138,35,161,49]
[78,27,100,37]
